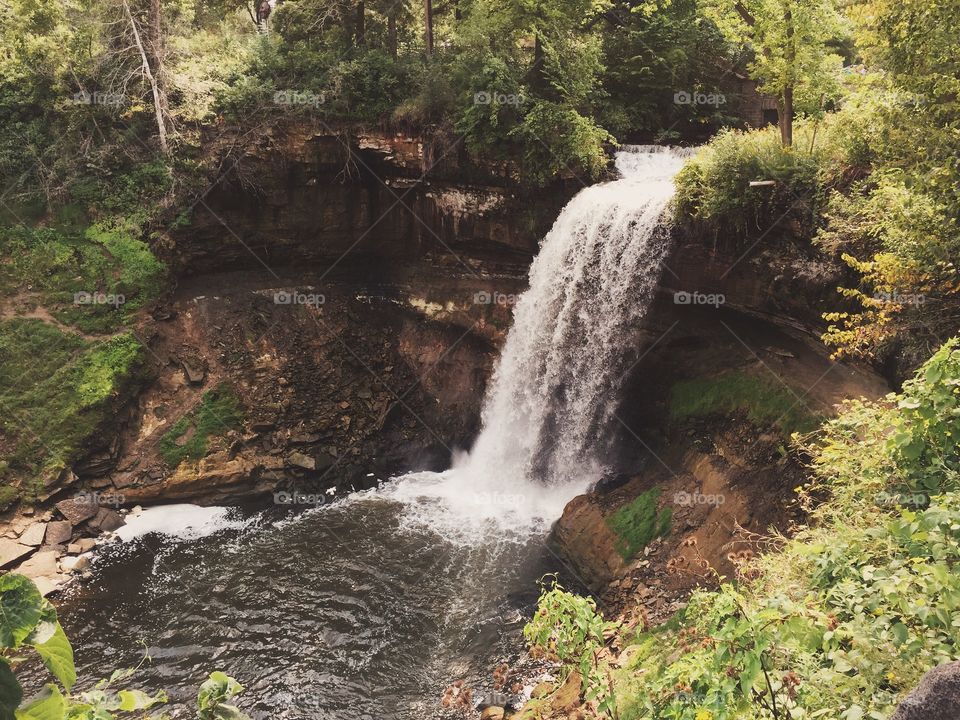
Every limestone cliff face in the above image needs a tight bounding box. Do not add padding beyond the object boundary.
[172,122,577,276]
[47,126,866,510]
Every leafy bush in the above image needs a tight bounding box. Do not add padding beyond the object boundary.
[508,101,614,187]
[531,339,960,720]
[674,125,823,235]
[524,579,619,717]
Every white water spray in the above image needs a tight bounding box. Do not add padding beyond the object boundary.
[379,146,691,539]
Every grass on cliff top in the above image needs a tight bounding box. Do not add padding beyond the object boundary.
[607,489,673,561]
[0,319,144,503]
[0,221,166,334]
[159,383,244,469]
[669,370,819,437]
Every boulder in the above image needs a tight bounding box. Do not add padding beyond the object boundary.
[17,550,60,577]
[181,359,206,385]
[286,452,316,471]
[892,661,960,720]
[18,523,47,547]
[56,496,99,524]
[66,543,82,555]
[33,576,63,597]
[60,555,91,573]
[44,521,73,545]
[89,508,125,533]
[0,539,34,568]
[77,538,97,552]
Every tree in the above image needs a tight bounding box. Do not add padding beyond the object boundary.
[706,0,845,146]
[425,0,434,55]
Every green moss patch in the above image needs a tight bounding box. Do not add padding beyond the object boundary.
[669,370,819,437]
[159,383,243,468]
[607,489,673,560]
[0,319,144,497]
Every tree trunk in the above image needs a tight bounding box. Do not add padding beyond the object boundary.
[122,0,168,154]
[387,9,397,59]
[424,0,434,55]
[779,87,794,147]
[780,1,795,146]
[355,1,365,45]
[146,0,168,118]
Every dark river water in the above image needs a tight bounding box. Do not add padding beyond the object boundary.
[45,475,581,719]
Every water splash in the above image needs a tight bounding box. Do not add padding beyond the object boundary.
[382,146,691,540]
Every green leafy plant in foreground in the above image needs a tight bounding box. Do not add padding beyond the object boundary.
[0,574,250,720]
[524,579,620,718]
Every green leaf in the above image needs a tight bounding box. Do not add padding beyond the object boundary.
[891,622,909,646]
[14,685,65,720]
[117,689,166,711]
[739,654,761,697]
[0,576,44,649]
[0,661,23,720]
[31,623,75,692]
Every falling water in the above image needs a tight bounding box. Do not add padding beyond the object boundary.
[381,146,692,538]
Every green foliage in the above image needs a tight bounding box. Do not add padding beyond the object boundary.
[537,339,960,720]
[0,321,144,490]
[669,370,819,436]
[508,101,615,187]
[703,0,847,145]
[674,125,823,235]
[607,489,673,560]
[0,223,166,333]
[197,672,251,720]
[0,575,249,720]
[159,383,244,468]
[524,579,620,717]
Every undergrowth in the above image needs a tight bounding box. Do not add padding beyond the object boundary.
[527,338,960,720]
[0,321,144,496]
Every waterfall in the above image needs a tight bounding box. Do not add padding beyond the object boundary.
[380,146,691,539]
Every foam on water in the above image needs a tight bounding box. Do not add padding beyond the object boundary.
[114,504,252,542]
